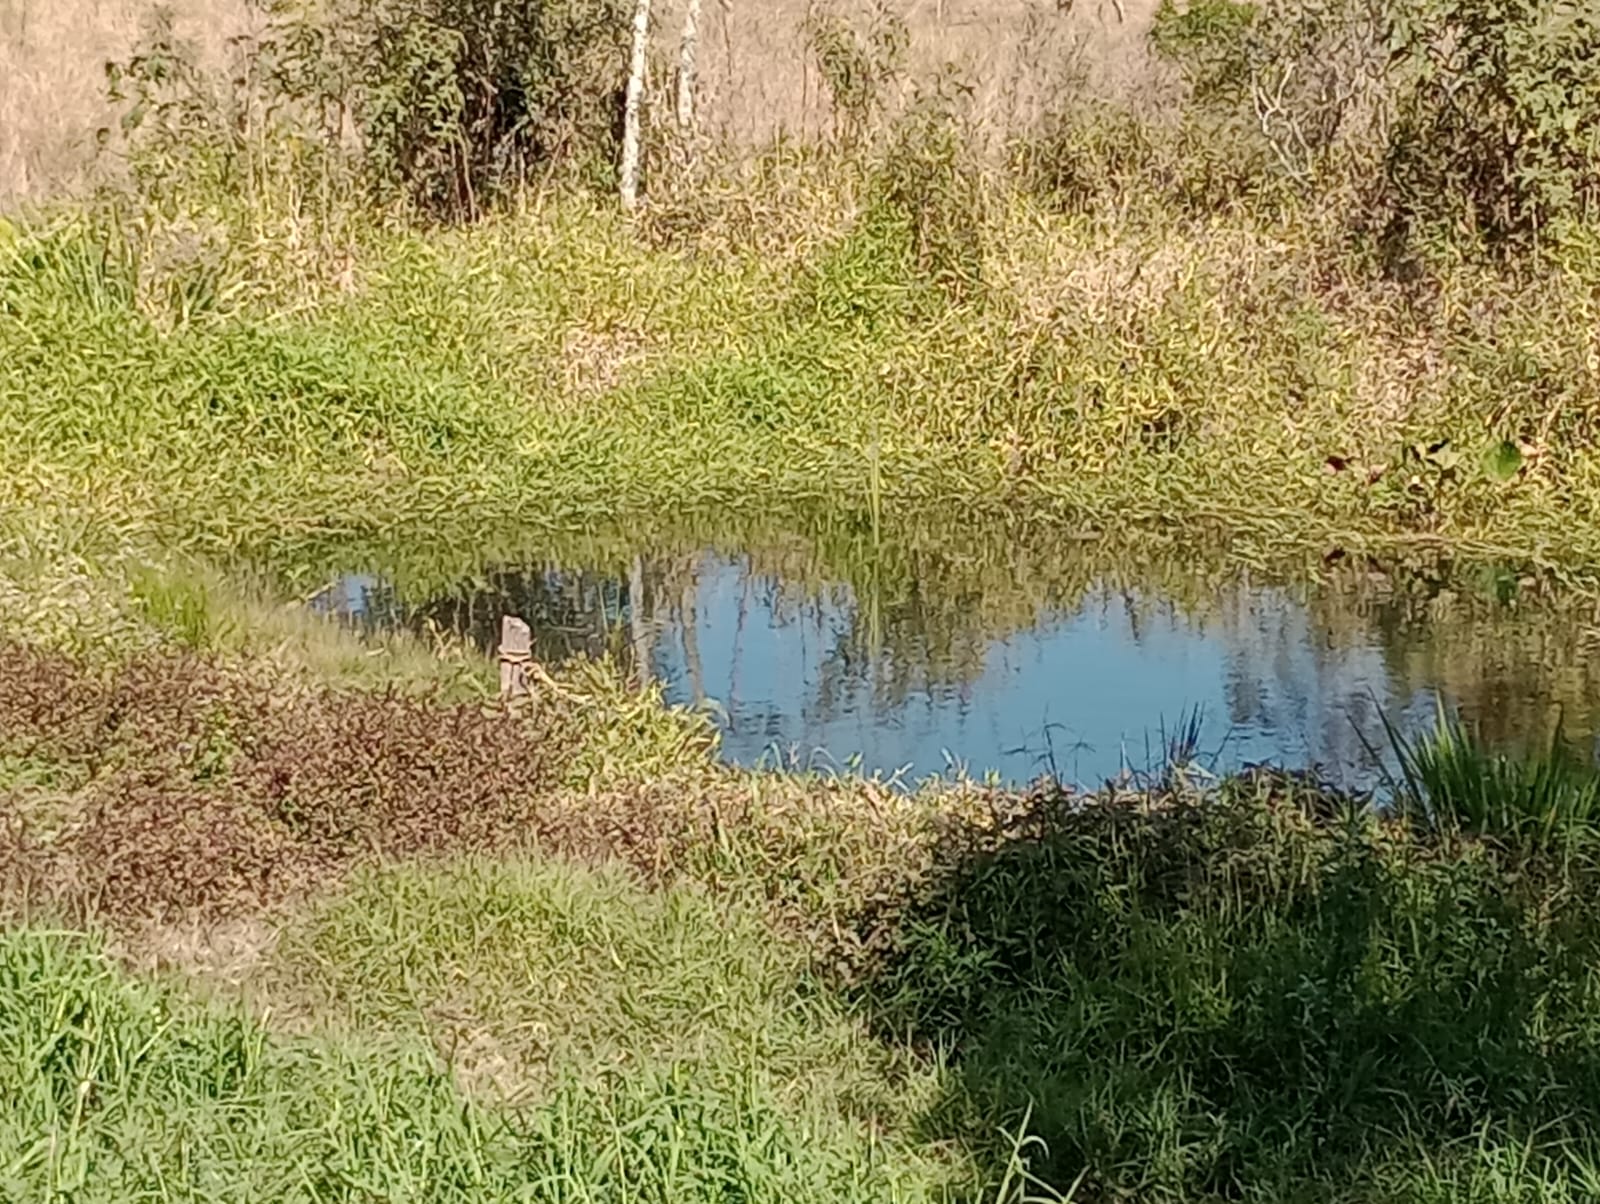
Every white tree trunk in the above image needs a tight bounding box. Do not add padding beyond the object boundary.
[676,0,702,132]
[628,555,653,689]
[620,0,652,211]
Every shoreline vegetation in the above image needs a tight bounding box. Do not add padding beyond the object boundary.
[6,0,1600,1197]
[8,178,1600,579]
[9,631,1600,1200]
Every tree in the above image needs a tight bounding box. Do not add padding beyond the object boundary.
[620,0,652,210]
[677,0,702,132]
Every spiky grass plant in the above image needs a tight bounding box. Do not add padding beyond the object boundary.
[1386,708,1600,851]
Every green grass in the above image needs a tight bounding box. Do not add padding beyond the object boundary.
[862,775,1600,1202]
[0,920,969,1203]
[1387,710,1600,851]
[13,770,1600,1202]
[7,170,1600,592]
[8,616,1600,1201]
[256,860,963,1186]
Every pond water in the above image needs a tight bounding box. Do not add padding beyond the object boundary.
[312,541,1600,791]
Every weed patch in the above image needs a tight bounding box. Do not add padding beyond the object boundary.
[859,775,1600,1200]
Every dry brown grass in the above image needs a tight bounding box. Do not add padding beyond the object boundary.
[671,0,1162,147]
[0,0,1159,207]
[0,0,253,206]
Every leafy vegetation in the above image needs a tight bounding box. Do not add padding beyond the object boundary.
[861,772,1600,1201]
[1150,0,1600,256]
[11,647,1600,1200]
[5,0,1600,1198]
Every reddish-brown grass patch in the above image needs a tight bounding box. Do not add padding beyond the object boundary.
[0,642,571,921]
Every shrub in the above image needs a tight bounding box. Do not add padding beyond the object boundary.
[104,0,630,224]
[1384,0,1600,255]
[0,643,572,920]
[871,77,985,300]
[259,0,630,219]
[1150,0,1389,185]
[1151,0,1600,256]
[801,3,908,144]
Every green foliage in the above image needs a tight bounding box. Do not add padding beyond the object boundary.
[104,10,254,210]
[0,927,958,1202]
[1385,0,1600,254]
[0,218,135,319]
[1483,439,1526,483]
[1016,101,1283,218]
[1150,0,1260,103]
[1387,711,1600,851]
[871,77,986,300]
[259,0,630,219]
[1150,0,1388,183]
[127,566,233,651]
[0,929,511,1201]
[270,859,952,1181]
[1150,0,1600,253]
[8,185,1600,586]
[863,782,1600,1200]
[103,0,628,225]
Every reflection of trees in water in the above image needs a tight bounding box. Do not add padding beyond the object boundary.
[1205,584,1396,775]
[1199,573,1600,768]
[409,566,632,664]
[1332,583,1600,754]
[392,534,1600,771]
[809,579,994,724]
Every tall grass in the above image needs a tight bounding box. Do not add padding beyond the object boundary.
[1386,709,1600,851]
[861,775,1600,1201]
[6,186,1600,590]
[0,924,966,1202]
[10,626,1600,1199]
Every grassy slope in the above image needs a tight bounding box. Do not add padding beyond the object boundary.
[7,617,1600,1200]
[0,865,961,1204]
[6,177,1600,591]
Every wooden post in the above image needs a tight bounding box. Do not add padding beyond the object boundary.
[499,615,533,701]
[628,555,653,690]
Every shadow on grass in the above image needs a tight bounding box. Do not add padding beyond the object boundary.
[856,774,1600,1202]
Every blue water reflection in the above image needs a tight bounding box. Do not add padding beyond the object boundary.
[314,549,1596,791]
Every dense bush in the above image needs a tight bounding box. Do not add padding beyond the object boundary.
[259,0,630,219]
[0,643,578,918]
[106,0,629,223]
[861,777,1600,1199]
[1149,0,1600,256]
[94,0,1600,255]
[871,79,986,300]
[1385,0,1600,254]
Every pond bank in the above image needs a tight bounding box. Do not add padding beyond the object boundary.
[7,191,1600,580]
[7,177,1600,1200]
[5,629,1600,1201]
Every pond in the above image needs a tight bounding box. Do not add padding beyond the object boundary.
[311,535,1600,791]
